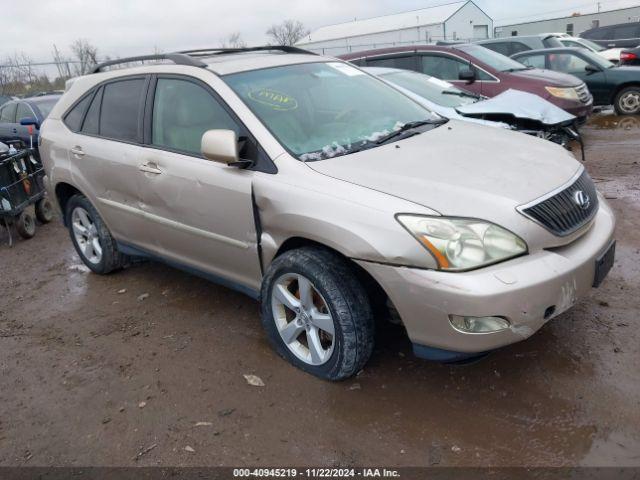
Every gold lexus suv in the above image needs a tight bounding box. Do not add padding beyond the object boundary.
[40,47,616,380]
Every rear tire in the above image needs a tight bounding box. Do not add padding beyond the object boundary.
[66,194,127,274]
[614,86,640,115]
[16,211,36,239]
[35,198,54,223]
[261,247,374,381]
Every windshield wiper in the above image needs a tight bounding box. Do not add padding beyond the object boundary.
[442,90,481,100]
[375,119,447,145]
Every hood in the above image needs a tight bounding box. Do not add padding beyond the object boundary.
[306,120,581,224]
[608,65,640,76]
[511,68,583,87]
[456,89,576,126]
[398,86,512,129]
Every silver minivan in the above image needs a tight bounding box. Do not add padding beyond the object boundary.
[40,47,616,380]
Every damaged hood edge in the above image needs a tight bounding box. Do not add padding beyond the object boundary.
[456,89,576,126]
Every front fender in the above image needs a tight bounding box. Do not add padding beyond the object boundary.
[253,160,439,270]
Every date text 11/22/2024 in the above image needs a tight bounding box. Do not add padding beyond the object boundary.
[233,468,401,478]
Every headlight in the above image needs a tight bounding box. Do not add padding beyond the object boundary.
[545,86,580,101]
[396,215,527,271]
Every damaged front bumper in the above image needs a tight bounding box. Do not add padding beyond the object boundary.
[355,201,616,359]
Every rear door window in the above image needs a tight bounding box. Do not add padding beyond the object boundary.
[0,103,16,123]
[99,78,145,142]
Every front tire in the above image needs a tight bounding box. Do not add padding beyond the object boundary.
[66,194,126,274]
[261,247,374,381]
[614,86,640,115]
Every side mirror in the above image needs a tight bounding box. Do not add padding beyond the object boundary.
[20,117,40,129]
[201,129,240,165]
[585,64,601,74]
[459,68,476,84]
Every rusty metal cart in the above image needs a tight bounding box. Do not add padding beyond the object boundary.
[0,140,53,245]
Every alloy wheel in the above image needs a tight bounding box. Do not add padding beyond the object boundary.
[71,206,102,265]
[271,273,335,366]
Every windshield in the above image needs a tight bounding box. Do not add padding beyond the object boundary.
[459,44,530,72]
[224,62,440,161]
[32,98,59,118]
[378,70,477,108]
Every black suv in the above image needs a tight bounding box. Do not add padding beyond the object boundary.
[580,22,640,49]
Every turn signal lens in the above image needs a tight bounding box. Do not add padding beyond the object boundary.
[450,315,511,334]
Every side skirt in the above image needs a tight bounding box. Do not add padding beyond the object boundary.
[116,241,260,300]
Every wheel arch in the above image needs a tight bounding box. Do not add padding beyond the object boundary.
[54,182,84,226]
[610,82,640,106]
[272,236,391,318]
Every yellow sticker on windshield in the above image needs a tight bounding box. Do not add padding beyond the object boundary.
[248,89,298,111]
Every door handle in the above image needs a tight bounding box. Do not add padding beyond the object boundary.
[139,162,163,175]
[70,146,85,157]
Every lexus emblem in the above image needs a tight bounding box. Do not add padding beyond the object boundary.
[574,190,591,210]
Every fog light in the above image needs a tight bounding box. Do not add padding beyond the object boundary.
[449,315,510,334]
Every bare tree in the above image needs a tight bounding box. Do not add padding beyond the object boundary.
[0,53,41,96]
[266,20,309,46]
[70,39,99,75]
[52,44,72,79]
[220,32,247,49]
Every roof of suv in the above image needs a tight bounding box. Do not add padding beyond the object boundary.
[90,47,324,77]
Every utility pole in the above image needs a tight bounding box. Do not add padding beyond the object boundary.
[597,2,602,13]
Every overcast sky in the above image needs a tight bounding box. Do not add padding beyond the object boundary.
[2,0,640,62]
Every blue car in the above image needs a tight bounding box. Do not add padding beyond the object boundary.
[0,94,61,148]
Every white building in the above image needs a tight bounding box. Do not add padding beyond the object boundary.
[297,1,493,56]
[495,5,640,38]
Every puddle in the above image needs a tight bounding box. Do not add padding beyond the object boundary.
[589,114,640,131]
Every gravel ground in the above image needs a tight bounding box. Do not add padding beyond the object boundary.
[0,112,638,467]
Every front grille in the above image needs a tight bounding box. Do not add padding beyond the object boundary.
[575,83,592,104]
[520,169,599,237]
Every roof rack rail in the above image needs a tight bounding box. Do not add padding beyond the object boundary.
[91,53,207,74]
[178,46,317,57]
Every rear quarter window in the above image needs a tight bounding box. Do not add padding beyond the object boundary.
[64,94,93,132]
[81,88,102,135]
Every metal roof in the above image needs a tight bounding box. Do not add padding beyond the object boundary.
[300,1,469,44]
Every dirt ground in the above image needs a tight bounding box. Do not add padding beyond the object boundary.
[0,112,639,468]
